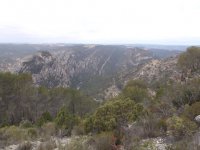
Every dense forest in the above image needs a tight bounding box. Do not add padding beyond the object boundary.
[0,47,200,150]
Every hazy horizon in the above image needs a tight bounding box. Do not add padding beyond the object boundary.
[0,0,200,45]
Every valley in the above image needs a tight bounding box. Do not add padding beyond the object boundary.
[0,44,181,100]
[0,44,200,150]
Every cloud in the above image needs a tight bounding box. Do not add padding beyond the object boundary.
[0,0,200,44]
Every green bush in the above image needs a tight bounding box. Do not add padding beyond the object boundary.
[36,111,53,127]
[55,106,79,135]
[27,128,37,138]
[20,120,33,128]
[83,116,94,133]
[178,46,200,73]
[157,118,167,133]
[0,126,28,144]
[166,116,197,139]
[136,114,166,138]
[0,125,39,145]
[84,98,143,133]
[184,102,200,119]
[125,80,147,89]
[122,86,148,103]
[0,115,9,127]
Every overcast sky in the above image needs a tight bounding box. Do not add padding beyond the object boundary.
[0,0,200,44]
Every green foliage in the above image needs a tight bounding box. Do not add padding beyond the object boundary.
[0,115,9,127]
[0,126,37,144]
[84,98,143,132]
[55,106,69,128]
[36,111,52,127]
[55,106,79,135]
[157,118,167,133]
[126,80,147,89]
[122,80,148,103]
[0,72,97,126]
[134,112,167,138]
[41,122,56,137]
[178,46,200,73]
[84,116,95,133]
[158,78,200,108]
[148,99,176,119]
[166,115,197,138]
[166,136,200,150]
[0,72,34,124]
[49,87,98,117]
[27,128,37,138]
[184,102,200,119]
[73,75,115,100]
[20,120,33,128]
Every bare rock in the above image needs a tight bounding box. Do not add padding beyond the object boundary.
[195,115,200,123]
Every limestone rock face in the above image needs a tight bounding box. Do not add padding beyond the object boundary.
[132,56,181,83]
[19,45,154,96]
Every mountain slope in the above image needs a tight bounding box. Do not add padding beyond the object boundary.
[18,45,155,99]
[126,56,181,83]
[0,44,183,99]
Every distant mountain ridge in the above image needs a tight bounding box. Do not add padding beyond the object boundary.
[127,44,188,51]
[0,44,183,99]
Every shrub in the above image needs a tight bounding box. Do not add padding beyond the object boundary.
[125,80,147,89]
[36,111,53,127]
[85,98,143,133]
[3,126,28,142]
[27,128,37,139]
[71,125,85,136]
[83,116,95,133]
[157,119,167,133]
[178,46,200,73]
[184,102,200,120]
[0,125,39,145]
[41,122,57,137]
[136,114,165,138]
[122,86,148,103]
[20,120,33,128]
[16,141,32,150]
[0,115,9,127]
[166,116,197,139]
[55,106,79,135]
[166,135,200,150]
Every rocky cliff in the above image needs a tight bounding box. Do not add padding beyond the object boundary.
[0,44,182,99]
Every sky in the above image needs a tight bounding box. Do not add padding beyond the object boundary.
[0,0,200,45]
